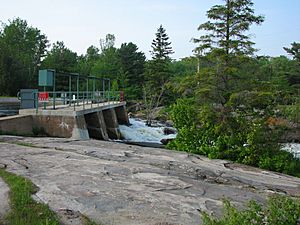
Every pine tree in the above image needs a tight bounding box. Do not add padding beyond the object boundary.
[147,25,174,85]
[284,42,300,63]
[194,0,264,56]
[143,25,174,126]
[151,25,174,60]
[193,0,264,104]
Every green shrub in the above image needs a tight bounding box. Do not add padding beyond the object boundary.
[202,195,300,225]
[168,98,300,177]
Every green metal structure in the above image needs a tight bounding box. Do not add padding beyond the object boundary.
[32,69,121,112]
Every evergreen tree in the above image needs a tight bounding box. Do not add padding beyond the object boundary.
[117,42,145,99]
[144,25,174,125]
[41,41,77,73]
[284,42,300,63]
[194,0,264,56]
[284,42,300,87]
[193,0,264,104]
[147,25,174,85]
[150,25,174,60]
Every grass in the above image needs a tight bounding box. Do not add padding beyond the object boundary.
[0,168,101,225]
[0,168,60,225]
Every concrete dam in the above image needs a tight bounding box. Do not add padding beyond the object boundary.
[0,101,129,140]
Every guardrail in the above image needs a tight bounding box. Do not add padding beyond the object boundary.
[34,90,123,112]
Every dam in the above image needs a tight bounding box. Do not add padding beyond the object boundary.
[0,69,129,140]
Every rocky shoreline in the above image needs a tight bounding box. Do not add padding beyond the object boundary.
[0,135,299,225]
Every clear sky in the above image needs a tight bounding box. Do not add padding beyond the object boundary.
[1,0,300,59]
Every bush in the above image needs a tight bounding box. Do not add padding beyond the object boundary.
[168,98,300,177]
[202,195,300,225]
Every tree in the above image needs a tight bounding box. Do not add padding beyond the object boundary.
[194,0,264,56]
[283,42,300,89]
[0,18,48,95]
[193,0,264,104]
[284,42,300,62]
[99,34,115,52]
[150,25,174,60]
[41,41,77,73]
[117,42,145,99]
[77,45,100,75]
[144,25,174,125]
[147,25,174,85]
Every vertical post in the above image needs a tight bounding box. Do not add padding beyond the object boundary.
[93,77,95,101]
[86,77,89,105]
[53,71,56,110]
[108,79,110,103]
[43,86,46,110]
[102,79,105,101]
[69,75,72,106]
[77,75,79,106]
[35,90,39,114]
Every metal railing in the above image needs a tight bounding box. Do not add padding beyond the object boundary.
[34,90,122,112]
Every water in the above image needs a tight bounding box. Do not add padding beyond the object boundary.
[119,118,177,144]
[119,119,300,159]
[282,143,300,159]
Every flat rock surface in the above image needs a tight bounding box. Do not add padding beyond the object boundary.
[0,177,10,220]
[0,135,299,225]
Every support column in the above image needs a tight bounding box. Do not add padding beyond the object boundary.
[102,108,121,139]
[84,111,109,140]
[115,105,129,125]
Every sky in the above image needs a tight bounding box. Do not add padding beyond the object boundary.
[1,0,300,59]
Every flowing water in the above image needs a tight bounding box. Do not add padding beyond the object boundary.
[282,143,300,159]
[119,118,300,158]
[119,118,177,145]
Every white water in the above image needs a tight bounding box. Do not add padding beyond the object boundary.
[282,143,300,159]
[119,118,177,144]
[119,119,300,158]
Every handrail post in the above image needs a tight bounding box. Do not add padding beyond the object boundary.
[35,90,39,114]
[53,71,56,110]
[108,79,110,104]
[69,75,72,106]
[77,75,79,106]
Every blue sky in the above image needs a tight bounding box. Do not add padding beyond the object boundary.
[1,0,300,59]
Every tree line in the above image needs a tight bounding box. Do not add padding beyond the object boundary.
[0,19,172,100]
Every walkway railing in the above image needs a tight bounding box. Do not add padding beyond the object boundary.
[34,90,123,112]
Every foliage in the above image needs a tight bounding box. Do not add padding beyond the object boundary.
[41,41,77,73]
[284,42,300,62]
[168,98,300,176]
[143,25,174,125]
[202,195,300,225]
[0,18,49,96]
[194,0,264,56]
[150,25,174,60]
[117,42,146,99]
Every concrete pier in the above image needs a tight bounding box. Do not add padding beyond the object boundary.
[0,101,129,140]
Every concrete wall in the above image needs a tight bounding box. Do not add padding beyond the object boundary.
[32,115,89,140]
[0,115,33,135]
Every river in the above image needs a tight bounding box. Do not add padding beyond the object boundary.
[119,118,300,158]
[118,118,176,146]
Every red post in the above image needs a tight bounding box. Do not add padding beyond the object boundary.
[120,91,124,102]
